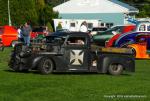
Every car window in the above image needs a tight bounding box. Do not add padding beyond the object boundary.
[139,24,146,31]
[66,37,86,46]
[0,27,4,34]
[147,25,150,31]
[100,26,123,35]
[92,28,107,31]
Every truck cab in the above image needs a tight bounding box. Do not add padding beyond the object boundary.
[9,32,135,75]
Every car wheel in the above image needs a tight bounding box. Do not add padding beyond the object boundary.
[131,48,136,57]
[38,58,53,74]
[108,63,123,75]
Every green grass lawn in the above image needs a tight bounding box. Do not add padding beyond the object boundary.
[0,48,150,101]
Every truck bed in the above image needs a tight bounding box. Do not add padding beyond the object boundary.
[91,45,133,55]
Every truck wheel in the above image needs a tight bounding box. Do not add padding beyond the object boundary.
[39,58,53,74]
[108,63,123,75]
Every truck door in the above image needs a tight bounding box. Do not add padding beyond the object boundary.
[63,35,91,71]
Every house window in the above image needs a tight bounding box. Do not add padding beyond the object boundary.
[101,23,104,27]
[70,23,75,27]
[106,23,114,28]
[87,23,93,29]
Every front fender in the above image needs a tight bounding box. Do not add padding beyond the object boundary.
[31,56,44,69]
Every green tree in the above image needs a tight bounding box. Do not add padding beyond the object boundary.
[0,0,9,25]
[120,0,150,17]
[0,0,58,26]
[46,22,53,32]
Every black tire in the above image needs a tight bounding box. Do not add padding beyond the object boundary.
[131,48,136,57]
[108,63,123,75]
[38,58,53,74]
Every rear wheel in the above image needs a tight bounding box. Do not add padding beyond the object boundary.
[130,48,136,57]
[108,63,123,75]
[38,58,53,74]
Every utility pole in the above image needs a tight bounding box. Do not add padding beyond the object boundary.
[8,0,12,26]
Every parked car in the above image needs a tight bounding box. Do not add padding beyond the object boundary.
[9,32,134,75]
[56,29,70,33]
[0,38,4,51]
[127,33,150,59]
[115,22,150,47]
[93,25,135,46]
[0,25,18,46]
[31,26,47,40]
[90,27,108,35]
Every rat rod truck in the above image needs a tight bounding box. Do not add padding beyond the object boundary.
[9,32,135,75]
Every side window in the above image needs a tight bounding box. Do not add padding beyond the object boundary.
[67,37,86,45]
[0,28,4,34]
[139,25,146,31]
[147,25,150,31]
[137,37,146,43]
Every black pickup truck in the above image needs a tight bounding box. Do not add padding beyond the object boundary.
[9,32,135,75]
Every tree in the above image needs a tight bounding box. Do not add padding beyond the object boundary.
[120,0,150,17]
[46,22,53,32]
[0,0,58,26]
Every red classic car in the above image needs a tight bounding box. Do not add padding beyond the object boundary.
[0,25,18,46]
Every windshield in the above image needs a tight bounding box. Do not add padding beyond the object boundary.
[0,27,4,34]
[100,26,124,35]
[92,28,107,31]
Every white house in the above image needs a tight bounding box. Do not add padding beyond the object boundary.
[53,0,139,31]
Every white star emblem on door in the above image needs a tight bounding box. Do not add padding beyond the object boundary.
[70,50,84,65]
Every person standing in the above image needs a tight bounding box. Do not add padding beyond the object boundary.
[17,26,24,42]
[79,21,88,32]
[22,22,32,46]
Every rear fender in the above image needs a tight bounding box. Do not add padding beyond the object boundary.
[97,54,135,73]
[31,56,56,69]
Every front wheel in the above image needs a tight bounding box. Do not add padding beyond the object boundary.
[108,63,123,75]
[38,58,53,74]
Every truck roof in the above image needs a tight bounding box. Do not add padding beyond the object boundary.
[50,31,90,37]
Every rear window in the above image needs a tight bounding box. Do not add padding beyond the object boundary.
[92,28,107,31]
[104,26,124,34]
[0,27,4,34]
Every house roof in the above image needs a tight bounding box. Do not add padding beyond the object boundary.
[53,0,139,14]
